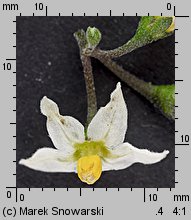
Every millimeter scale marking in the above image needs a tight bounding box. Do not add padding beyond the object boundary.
[1,1,191,218]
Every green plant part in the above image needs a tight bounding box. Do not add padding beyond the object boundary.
[74,29,98,126]
[91,52,175,120]
[86,26,102,49]
[73,141,111,161]
[74,17,175,121]
[166,16,175,33]
[97,16,174,58]
[151,84,175,120]
[132,16,174,44]
[74,29,88,51]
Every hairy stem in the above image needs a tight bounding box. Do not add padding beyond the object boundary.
[91,49,175,120]
[74,30,97,126]
[92,16,174,59]
[92,49,154,100]
[92,39,141,59]
[80,54,97,125]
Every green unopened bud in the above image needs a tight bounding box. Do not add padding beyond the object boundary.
[151,84,175,120]
[166,16,175,33]
[131,16,174,49]
[74,29,88,50]
[86,27,102,49]
[105,16,175,57]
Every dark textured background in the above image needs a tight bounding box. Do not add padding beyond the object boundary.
[16,17,175,188]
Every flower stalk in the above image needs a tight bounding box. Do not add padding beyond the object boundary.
[91,49,175,120]
[74,30,97,126]
[80,54,97,125]
[92,49,153,99]
[74,17,175,120]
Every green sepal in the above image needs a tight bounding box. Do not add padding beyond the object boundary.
[119,16,174,54]
[151,84,175,120]
[73,141,111,161]
[105,16,174,57]
[73,29,88,50]
[131,16,174,48]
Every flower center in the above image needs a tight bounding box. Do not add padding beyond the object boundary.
[73,141,110,160]
[77,155,102,185]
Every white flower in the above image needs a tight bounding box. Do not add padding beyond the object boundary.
[19,82,169,185]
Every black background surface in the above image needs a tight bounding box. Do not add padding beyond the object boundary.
[16,17,175,188]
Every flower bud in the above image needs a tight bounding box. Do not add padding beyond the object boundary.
[86,26,102,49]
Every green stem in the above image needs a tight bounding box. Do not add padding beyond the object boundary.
[92,16,174,59]
[74,30,97,127]
[80,54,97,126]
[92,49,154,100]
[92,49,175,120]
[93,39,142,59]
[74,27,175,120]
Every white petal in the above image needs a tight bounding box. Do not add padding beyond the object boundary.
[102,142,169,171]
[40,96,85,153]
[19,148,77,173]
[87,82,127,147]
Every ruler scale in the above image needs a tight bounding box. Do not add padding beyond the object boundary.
[0,0,190,219]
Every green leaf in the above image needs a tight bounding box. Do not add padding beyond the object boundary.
[86,27,102,49]
[151,84,175,120]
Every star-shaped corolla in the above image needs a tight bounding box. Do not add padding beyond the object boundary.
[19,83,169,185]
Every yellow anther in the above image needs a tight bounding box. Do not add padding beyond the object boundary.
[77,155,102,185]
[166,16,175,33]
